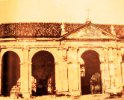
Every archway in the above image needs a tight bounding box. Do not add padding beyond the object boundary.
[80,50,102,95]
[1,51,20,96]
[32,50,55,96]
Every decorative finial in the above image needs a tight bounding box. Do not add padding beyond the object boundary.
[85,8,91,24]
[86,8,90,21]
[111,25,116,35]
[61,23,66,36]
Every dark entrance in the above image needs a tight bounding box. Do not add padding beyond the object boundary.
[1,51,20,96]
[81,50,102,95]
[32,51,55,96]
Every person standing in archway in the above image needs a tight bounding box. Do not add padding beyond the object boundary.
[90,72,102,94]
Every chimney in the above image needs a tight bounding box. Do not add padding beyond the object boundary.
[61,23,66,36]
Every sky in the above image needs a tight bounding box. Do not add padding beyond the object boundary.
[0,0,124,24]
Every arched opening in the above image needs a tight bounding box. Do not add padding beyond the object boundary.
[80,50,102,95]
[1,51,20,96]
[32,51,55,96]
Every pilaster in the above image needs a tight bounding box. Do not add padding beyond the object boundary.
[116,48,123,88]
[121,48,124,86]
[99,48,105,93]
[20,47,30,98]
[103,48,111,91]
[55,48,69,94]
[107,48,122,90]
[67,47,80,96]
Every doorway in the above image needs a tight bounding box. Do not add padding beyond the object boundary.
[32,50,55,96]
[81,50,102,95]
[1,51,20,96]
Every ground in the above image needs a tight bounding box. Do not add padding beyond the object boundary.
[0,94,124,100]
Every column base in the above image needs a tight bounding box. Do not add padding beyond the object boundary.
[70,90,81,96]
[22,92,30,98]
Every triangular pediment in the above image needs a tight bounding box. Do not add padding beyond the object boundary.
[62,24,117,39]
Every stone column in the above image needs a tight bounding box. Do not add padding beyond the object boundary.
[55,48,69,94]
[121,48,124,86]
[103,48,111,90]
[28,62,32,95]
[100,61,105,93]
[121,62,124,85]
[108,48,122,90]
[77,49,84,95]
[67,48,80,96]
[77,62,81,95]
[99,48,106,93]
[55,61,62,93]
[20,48,30,98]
[116,48,123,88]
[108,48,114,89]
[108,48,118,89]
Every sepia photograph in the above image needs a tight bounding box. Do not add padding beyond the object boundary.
[0,0,124,99]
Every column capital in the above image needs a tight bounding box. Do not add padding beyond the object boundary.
[22,47,30,51]
[68,47,79,51]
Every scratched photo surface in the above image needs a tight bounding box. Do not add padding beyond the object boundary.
[0,0,124,100]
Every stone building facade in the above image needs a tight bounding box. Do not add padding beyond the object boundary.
[0,21,124,98]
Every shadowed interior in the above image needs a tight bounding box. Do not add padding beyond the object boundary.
[32,51,55,96]
[81,50,102,95]
[1,51,20,96]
